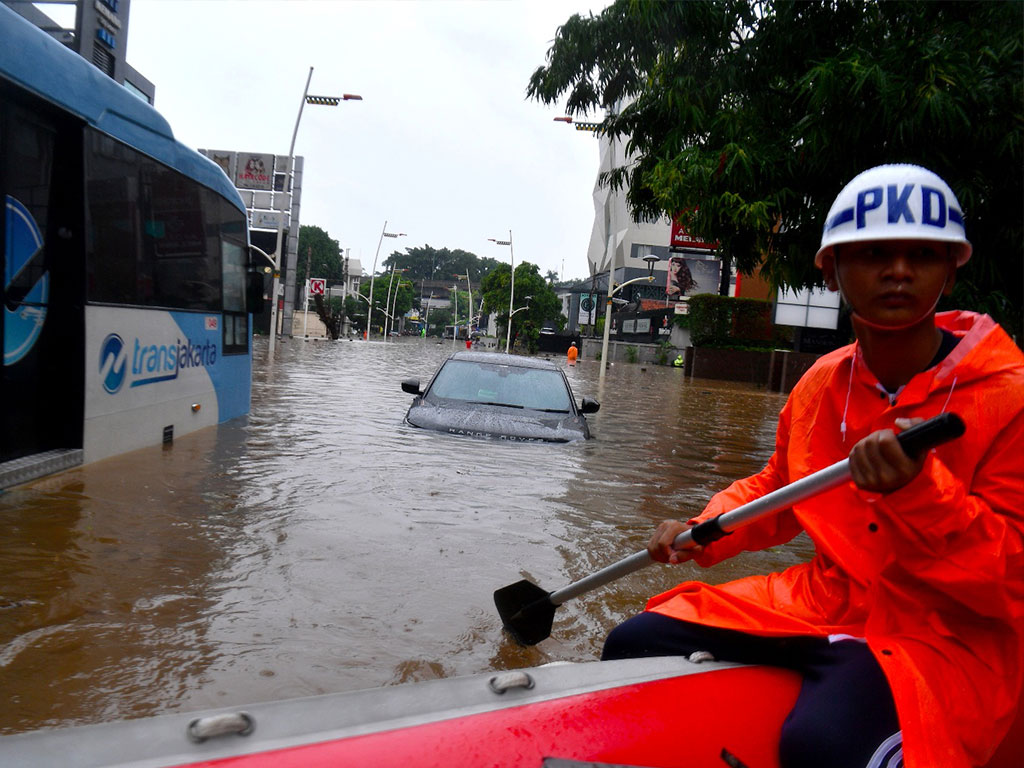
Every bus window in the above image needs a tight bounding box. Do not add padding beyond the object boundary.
[85,132,138,305]
[86,129,241,313]
[143,165,215,310]
[221,234,248,354]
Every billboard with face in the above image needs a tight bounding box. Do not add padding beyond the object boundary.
[666,256,720,298]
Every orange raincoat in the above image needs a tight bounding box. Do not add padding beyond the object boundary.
[647,311,1024,767]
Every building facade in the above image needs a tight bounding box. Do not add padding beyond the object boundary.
[199,150,305,338]
[585,121,722,313]
[4,0,154,101]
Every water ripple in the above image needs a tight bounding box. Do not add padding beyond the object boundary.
[0,337,800,734]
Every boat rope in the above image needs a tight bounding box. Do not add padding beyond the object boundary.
[488,670,535,694]
[187,712,255,743]
[688,650,716,664]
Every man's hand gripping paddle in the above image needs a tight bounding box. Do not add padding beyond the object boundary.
[494,413,965,646]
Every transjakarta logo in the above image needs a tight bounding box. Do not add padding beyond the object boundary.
[99,334,128,394]
[99,332,217,394]
[823,184,965,235]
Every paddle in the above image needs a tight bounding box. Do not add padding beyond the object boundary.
[495,412,965,646]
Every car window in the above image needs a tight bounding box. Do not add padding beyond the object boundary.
[427,360,572,412]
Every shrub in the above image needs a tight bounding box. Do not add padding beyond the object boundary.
[689,294,788,350]
[656,340,673,365]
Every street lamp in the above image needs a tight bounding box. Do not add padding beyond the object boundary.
[509,295,532,319]
[557,113,649,383]
[384,265,407,339]
[454,272,473,340]
[598,254,660,380]
[507,295,532,353]
[366,223,406,340]
[451,283,459,351]
[387,268,409,339]
[553,116,603,132]
[423,291,434,337]
[487,231,515,352]
[268,66,361,360]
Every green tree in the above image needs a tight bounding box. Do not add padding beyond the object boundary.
[426,308,452,337]
[344,295,364,334]
[382,245,503,285]
[480,262,563,352]
[296,225,344,291]
[357,277,415,334]
[529,0,1022,337]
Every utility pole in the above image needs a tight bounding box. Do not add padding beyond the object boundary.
[302,244,312,337]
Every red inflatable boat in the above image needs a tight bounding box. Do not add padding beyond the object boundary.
[1,656,1019,768]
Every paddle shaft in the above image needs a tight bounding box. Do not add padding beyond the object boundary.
[548,459,850,607]
[547,413,964,608]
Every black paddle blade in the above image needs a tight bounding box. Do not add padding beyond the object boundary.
[494,579,557,646]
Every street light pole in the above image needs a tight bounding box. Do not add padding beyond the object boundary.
[464,271,473,340]
[451,283,458,352]
[268,67,361,359]
[366,223,405,340]
[555,114,635,382]
[487,230,514,352]
[388,268,406,338]
[508,295,533,343]
[384,264,398,339]
[598,255,660,381]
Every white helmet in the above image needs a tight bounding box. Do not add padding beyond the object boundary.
[815,164,971,268]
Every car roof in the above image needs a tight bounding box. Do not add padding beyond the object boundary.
[447,351,560,371]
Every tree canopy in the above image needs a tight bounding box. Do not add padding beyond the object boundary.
[480,261,564,350]
[296,225,344,291]
[357,276,415,332]
[529,0,1022,337]
[382,245,505,286]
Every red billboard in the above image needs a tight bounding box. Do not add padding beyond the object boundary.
[670,214,718,251]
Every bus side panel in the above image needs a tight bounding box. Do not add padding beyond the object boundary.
[83,306,236,463]
[200,311,251,424]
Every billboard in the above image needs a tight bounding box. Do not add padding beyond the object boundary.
[774,287,841,329]
[666,256,721,298]
[235,153,275,190]
[670,214,718,251]
[577,293,598,324]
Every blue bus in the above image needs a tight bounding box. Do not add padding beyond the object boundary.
[1,7,259,488]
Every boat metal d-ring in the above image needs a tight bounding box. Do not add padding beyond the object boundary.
[487,670,535,694]
[187,712,255,743]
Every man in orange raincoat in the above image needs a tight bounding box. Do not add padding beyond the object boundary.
[567,341,579,365]
[603,165,1024,768]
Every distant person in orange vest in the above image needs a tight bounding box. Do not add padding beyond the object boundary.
[567,342,578,365]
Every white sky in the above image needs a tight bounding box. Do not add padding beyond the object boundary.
[114,0,612,281]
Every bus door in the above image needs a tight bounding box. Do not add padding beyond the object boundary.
[1,96,84,466]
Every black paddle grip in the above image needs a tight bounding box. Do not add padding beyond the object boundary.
[895,412,965,458]
[689,516,730,547]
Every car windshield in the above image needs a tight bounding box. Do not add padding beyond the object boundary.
[427,360,572,412]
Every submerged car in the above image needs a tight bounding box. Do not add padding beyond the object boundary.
[401,351,599,442]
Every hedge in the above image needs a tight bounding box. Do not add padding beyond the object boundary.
[688,294,788,349]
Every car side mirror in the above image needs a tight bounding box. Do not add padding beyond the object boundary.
[401,379,423,396]
[247,272,265,314]
[579,397,600,414]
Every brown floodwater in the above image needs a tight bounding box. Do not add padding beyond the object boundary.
[0,336,810,735]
